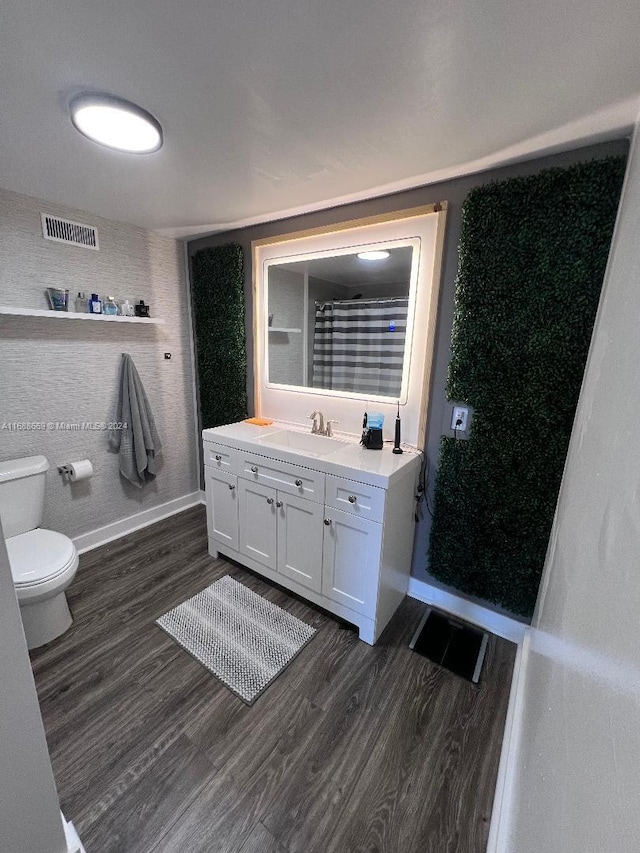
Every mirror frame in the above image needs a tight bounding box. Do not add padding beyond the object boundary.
[252,204,447,448]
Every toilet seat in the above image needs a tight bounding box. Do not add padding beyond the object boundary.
[6,528,77,588]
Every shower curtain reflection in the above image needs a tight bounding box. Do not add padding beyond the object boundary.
[312,297,409,397]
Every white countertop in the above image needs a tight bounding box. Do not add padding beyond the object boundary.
[202,421,421,488]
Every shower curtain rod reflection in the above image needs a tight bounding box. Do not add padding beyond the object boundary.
[315,296,408,307]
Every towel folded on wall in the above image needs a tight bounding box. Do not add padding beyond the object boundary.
[109,353,162,488]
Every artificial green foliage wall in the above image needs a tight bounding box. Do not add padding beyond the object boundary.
[428,156,626,617]
[191,244,248,429]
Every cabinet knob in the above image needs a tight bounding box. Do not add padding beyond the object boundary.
[228,483,235,491]
[266,497,274,505]
[348,495,357,503]
[215,454,222,461]
[295,478,303,487]
[251,465,258,473]
[276,500,283,508]
[324,518,332,526]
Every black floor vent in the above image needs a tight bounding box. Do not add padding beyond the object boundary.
[409,608,489,684]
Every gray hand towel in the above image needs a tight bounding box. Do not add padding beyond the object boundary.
[109,354,162,488]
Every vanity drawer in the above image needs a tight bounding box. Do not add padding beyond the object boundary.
[203,441,237,474]
[239,452,325,504]
[325,475,385,523]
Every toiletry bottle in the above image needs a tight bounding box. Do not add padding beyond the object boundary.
[103,296,118,316]
[75,291,89,312]
[134,300,150,318]
[88,293,102,314]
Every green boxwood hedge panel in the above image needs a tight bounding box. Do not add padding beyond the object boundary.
[428,156,626,617]
[191,243,248,429]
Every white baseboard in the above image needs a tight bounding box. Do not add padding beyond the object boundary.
[72,491,205,554]
[406,577,527,644]
[486,630,531,853]
[62,812,85,853]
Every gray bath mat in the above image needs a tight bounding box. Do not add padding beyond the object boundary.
[156,575,316,704]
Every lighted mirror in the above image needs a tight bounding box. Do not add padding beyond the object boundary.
[253,205,447,448]
[267,244,415,400]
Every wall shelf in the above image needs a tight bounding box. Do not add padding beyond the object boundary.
[268,327,301,333]
[0,306,164,325]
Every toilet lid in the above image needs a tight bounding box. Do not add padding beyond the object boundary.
[6,528,76,586]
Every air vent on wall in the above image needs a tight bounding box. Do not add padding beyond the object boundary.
[40,213,99,250]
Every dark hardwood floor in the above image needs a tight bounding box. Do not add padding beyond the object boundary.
[30,505,516,853]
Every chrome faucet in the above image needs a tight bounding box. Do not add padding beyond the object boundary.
[309,412,339,436]
[325,419,338,437]
[309,410,324,434]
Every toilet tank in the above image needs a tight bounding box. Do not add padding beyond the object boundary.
[0,456,50,539]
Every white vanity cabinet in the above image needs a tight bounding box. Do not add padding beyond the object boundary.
[236,479,324,592]
[203,424,420,645]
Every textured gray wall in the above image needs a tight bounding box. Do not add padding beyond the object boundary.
[0,189,198,538]
[189,138,629,601]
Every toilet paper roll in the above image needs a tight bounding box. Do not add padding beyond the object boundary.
[68,460,93,482]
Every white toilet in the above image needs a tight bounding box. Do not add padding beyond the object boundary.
[0,456,79,649]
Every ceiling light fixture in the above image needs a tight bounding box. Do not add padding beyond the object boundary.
[69,93,163,154]
[357,250,390,261]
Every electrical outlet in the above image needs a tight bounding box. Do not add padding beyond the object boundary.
[451,406,469,431]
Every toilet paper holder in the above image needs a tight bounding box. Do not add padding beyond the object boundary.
[58,460,93,483]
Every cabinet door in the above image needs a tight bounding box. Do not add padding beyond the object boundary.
[238,479,277,570]
[322,508,383,616]
[205,467,239,551]
[277,493,323,593]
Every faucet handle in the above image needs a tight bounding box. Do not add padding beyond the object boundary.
[325,420,339,437]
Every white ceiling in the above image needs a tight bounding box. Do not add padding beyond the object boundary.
[1,0,639,240]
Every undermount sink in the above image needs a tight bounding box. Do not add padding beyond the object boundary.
[258,429,350,457]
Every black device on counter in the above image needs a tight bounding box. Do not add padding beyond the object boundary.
[360,412,384,450]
